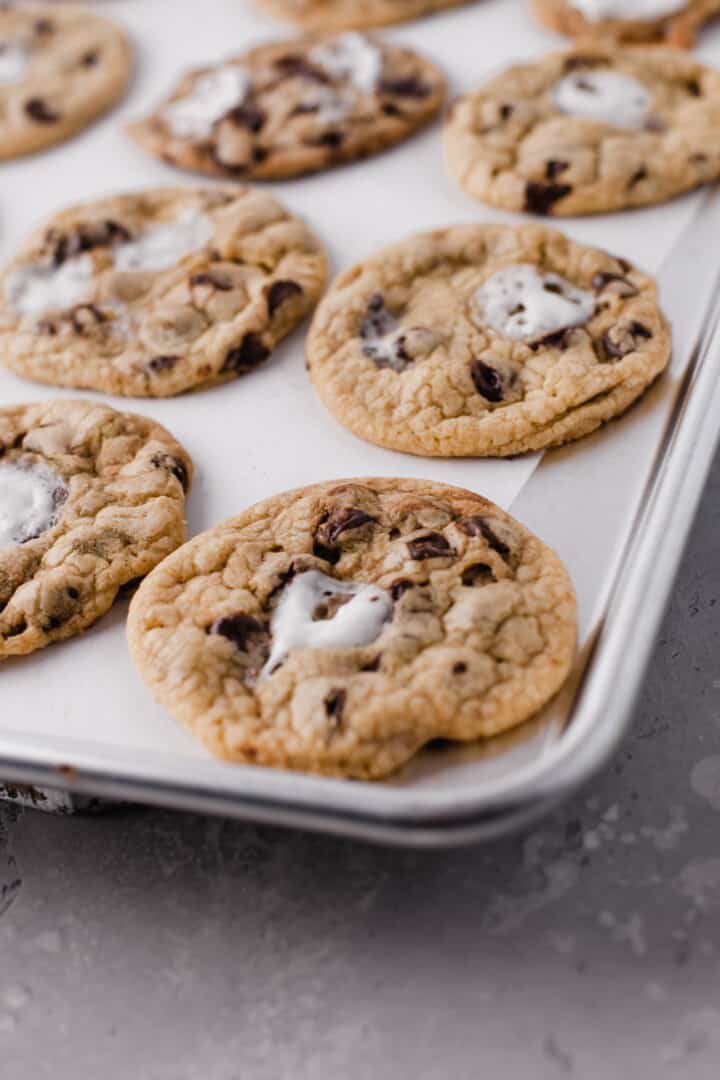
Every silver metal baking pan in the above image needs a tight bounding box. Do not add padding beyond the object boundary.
[2,2,720,845]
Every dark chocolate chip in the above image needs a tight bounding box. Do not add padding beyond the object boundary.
[324,688,347,727]
[453,662,468,675]
[461,563,495,587]
[500,103,514,120]
[266,279,303,316]
[545,159,569,180]
[390,578,414,602]
[209,613,267,650]
[4,620,27,639]
[151,452,189,493]
[312,541,341,566]
[222,334,270,374]
[563,55,605,72]
[470,359,504,403]
[360,655,381,672]
[460,516,511,559]
[379,76,431,98]
[686,78,701,96]
[602,320,652,360]
[529,327,575,350]
[80,50,99,67]
[148,355,180,373]
[34,18,54,34]
[228,103,266,133]
[382,102,402,117]
[525,182,572,216]
[274,55,330,83]
[49,219,131,265]
[309,130,344,149]
[24,97,59,124]
[628,166,647,189]
[407,533,453,560]
[70,304,106,333]
[318,507,377,547]
[361,293,395,339]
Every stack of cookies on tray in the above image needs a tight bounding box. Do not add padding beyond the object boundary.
[0,0,711,779]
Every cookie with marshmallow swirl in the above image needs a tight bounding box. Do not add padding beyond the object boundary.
[306,223,670,456]
[0,399,191,658]
[531,0,720,48]
[126,33,445,180]
[127,478,576,779]
[445,46,720,216]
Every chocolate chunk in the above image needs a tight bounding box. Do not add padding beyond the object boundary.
[4,619,27,639]
[499,103,514,120]
[151,452,189,492]
[317,508,377,547]
[312,540,341,566]
[628,166,648,189]
[563,55,605,72]
[461,562,495,586]
[453,662,468,675]
[222,334,270,373]
[591,272,638,297]
[382,102,402,117]
[529,327,575,350]
[390,578,414,601]
[50,219,131,265]
[24,98,59,124]
[460,516,511,559]
[379,77,431,98]
[602,320,652,360]
[310,130,344,149]
[361,655,381,672]
[266,279,303,316]
[361,294,395,340]
[148,355,180,373]
[209,613,267,650]
[525,182,572,216]
[407,533,453,560]
[274,55,329,83]
[470,360,504,403]
[228,103,266,133]
[686,78,702,96]
[80,50,99,67]
[545,159,569,180]
[324,688,347,727]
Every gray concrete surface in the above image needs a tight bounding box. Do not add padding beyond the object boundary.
[2,459,720,1080]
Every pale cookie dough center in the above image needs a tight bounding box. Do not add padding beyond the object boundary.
[0,462,65,550]
[5,255,94,318]
[262,569,393,678]
[571,0,686,21]
[164,66,252,138]
[473,264,595,341]
[551,70,652,131]
[0,41,29,86]
[310,33,383,95]
[113,207,213,272]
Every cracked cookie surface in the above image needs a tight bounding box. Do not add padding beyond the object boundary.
[0,399,192,658]
[445,46,720,216]
[255,0,476,29]
[306,223,670,457]
[531,0,720,48]
[127,478,576,780]
[0,2,132,160]
[0,186,327,397]
[126,33,445,181]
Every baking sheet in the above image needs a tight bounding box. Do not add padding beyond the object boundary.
[2,0,720,830]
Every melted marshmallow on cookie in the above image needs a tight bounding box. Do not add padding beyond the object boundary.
[113,207,213,272]
[5,256,94,317]
[164,66,252,139]
[552,69,652,130]
[262,569,393,678]
[0,41,28,85]
[0,462,64,550]
[571,0,686,20]
[310,33,383,94]
[473,264,595,341]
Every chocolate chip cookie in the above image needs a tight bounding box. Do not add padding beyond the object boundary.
[0,186,327,397]
[306,224,670,457]
[256,0,475,29]
[444,46,720,217]
[127,478,576,779]
[125,33,445,181]
[0,2,132,159]
[531,0,720,48]
[0,399,192,658]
